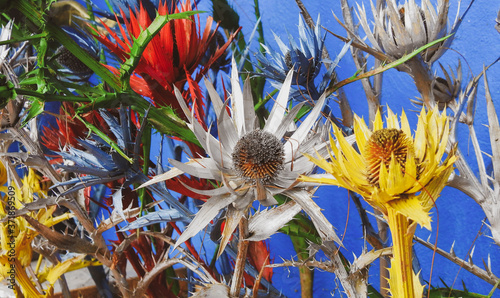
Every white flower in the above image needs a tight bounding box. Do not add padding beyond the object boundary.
[141,59,341,252]
[357,0,459,64]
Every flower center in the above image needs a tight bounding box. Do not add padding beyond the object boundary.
[365,128,413,186]
[284,51,317,82]
[232,130,284,183]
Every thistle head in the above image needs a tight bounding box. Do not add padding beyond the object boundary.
[357,0,452,64]
[365,128,414,186]
[232,129,285,184]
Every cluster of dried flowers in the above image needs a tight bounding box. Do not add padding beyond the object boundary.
[0,0,498,297]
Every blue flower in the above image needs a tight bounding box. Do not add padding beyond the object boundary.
[254,15,349,102]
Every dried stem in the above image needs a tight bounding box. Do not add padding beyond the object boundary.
[405,57,434,109]
[230,217,249,297]
[414,236,500,288]
[339,0,382,125]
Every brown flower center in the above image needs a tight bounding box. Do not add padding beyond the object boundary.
[232,130,284,183]
[365,128,413,186]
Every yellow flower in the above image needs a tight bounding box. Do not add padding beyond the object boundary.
[301,107,456,297]
[0,169,97,297]
[302,106,455,227]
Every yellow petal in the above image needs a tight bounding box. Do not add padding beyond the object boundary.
[354,115,370,154]
[39,255,100,285]
[387,195,431,230]
[299,174,343,187]
[414,108,427,160]
[373,108,383,131]
[400,110,412,140]
[385,106,400,130]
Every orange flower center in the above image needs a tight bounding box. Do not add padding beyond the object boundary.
[365,128,413,186]
[232,130,284,183]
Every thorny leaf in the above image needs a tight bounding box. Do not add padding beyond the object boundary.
[23,216,103,255]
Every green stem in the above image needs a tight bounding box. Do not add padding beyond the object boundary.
[0,33,47,45]
[74,113,134,164]
[15,88,90,102]
[291,235,313,298]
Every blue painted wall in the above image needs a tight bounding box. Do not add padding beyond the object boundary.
[215,0,500,296]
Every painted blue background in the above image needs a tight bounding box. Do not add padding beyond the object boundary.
[86,0,500,296]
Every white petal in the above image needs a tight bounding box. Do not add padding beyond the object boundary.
[174,87,194,122]
[218,205,246,258]
[273,103,304,140]
[264,68,294,134]
[179,180,230,197]
[230,57,245,135]
[174,193,238,248]
[272,170,298,189]
[286,188,343,246]
[204,126,232,169]
[284,93,326,159]
[191,284,230,298]
[137,166,184,189]
[169,158,221,180]
[246,201,302,241]
[260,189,278,206]
[242,77,257,133]
[112,188,125,221]
[0,20,13,63]
[204,77,225,119]
[232,187,255,210]
[217,100,239,151]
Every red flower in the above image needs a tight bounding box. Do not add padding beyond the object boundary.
[41,102,109,152]
[94,0,240,122]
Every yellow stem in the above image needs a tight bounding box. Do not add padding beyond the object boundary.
[387,207,421,298]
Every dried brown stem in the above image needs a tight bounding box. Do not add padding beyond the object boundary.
[338,0,382,125]
[414,236,500,288]
[230,217,249,297]
[405,57,434,109]
[252,255,269,298]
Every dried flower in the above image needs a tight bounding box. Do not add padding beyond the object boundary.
[357,0,457,65]
[255,15,348,102]
[301,107,456,297]
[94,0,239,118]
[0,170,97,297]
[141,60,341,253]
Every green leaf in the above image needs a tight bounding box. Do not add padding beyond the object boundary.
[274,195,322,244]
[368,286,384,298]
[22,99,44,126]
[0,74,17,108]
[131,101,200,147]
[46,21,121,89]
[16,0,121,89]
[211,0,240,32]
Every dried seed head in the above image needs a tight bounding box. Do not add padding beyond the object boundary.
[284,51,293,70]
[284,51,317,82]
[55,46,92,74]
[365,128,413,186]
[232,130,284,184]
